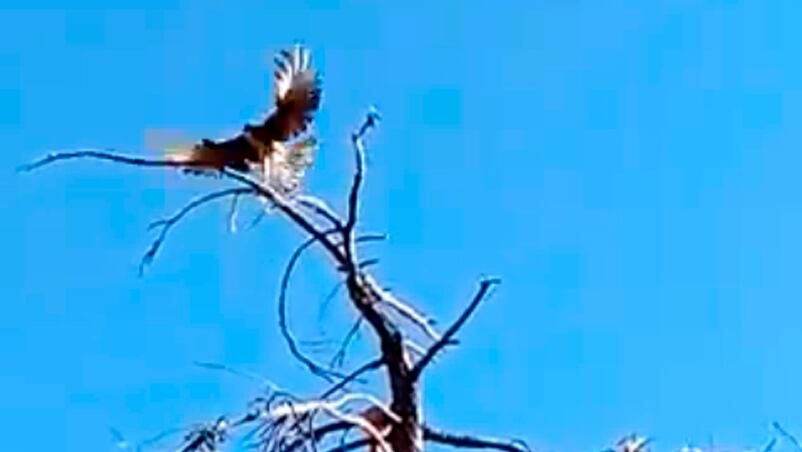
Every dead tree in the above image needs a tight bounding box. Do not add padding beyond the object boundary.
[21,110,529,452]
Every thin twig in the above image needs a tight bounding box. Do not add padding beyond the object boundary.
[227,192,241,233]
[19,148,351,269]
[18,148,195,173]
[320,358,385,399]
[108,427,129,450]
[411,278,501,381]
[279,232,389,386]
[318,280,346,324]
[331,317,364,369]
[136,426,187,450]
[22,150,255,275]
[281,366,397,452]
[192,360,280,393]
[773,422,802,452]
[308,410,321,452]
[296,194,345,230]
[762,437,778,452]
[221,168,348,266]
[403,339,427,359]
[283,421,353,452]
[424,425,531,452]
[366,276,441,342]
[321,407,393,452]
[246,206,267,231]
[318,234,387,349]
[280,231,348,382]
[338,424,354,451]
[178,417,229,452]
[264,393,397,424]
[141,187,254,275]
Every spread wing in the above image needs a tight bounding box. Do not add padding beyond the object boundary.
[164,45,320,177]
[247,45,322,144]
[168,135,258,174]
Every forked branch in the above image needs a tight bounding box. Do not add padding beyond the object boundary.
[411,277,500,381]
[21,148,348,267]
[24,110,527,452]
[141,187,255,274]
[280,230,348,382]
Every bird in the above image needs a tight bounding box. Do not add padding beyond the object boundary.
[169,44,322,194]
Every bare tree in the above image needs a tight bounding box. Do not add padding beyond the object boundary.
[22,107,530,452]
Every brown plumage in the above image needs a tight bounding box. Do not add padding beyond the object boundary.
[360,406,394,452]
[173,45,321,185]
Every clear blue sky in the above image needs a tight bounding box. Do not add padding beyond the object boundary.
[3,1,802,451]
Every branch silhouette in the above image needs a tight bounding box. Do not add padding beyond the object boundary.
[24,110,526,452]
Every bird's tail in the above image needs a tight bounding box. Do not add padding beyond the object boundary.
[164,144,224,176]
[144,128,220,175]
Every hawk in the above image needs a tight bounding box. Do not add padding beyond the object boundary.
[170,45,322,194]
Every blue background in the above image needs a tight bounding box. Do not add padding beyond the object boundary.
[3,1,802,451]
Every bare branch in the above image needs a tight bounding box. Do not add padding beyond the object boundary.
[318,280,346,323]
[27,148,398,391]
[343,109,380,271]
[136,426,187,450]
[411,277,500,381]
[255,393,397,452]
[424,426,531,452]
[178,417,229,452]
[193,360,281,393]
[141,187,254,275]
[403,339,427,359]
[280,232,389,389]
[245,206,268,231]
[265,393,392,420]
[227,191,242,233]
[221,168,348,265]
[321,406,393,452]
[762,437,779,452]
[18,148,195,173]
[280,232,348,382]
[20,148,348,268]
[27,112,521,452]
[282,373,402,452]
[331,317,364,369]
[614,434,651,452]
[365,275,441,342]
[320,358,385,399]
[296,194,345,230]
[356,233,389,244]
[284,421,354,452]
[108,427,129,450]
[321,235,385,330]
[772,422,802,452]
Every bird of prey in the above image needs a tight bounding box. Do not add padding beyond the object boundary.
[169,45,322,194]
